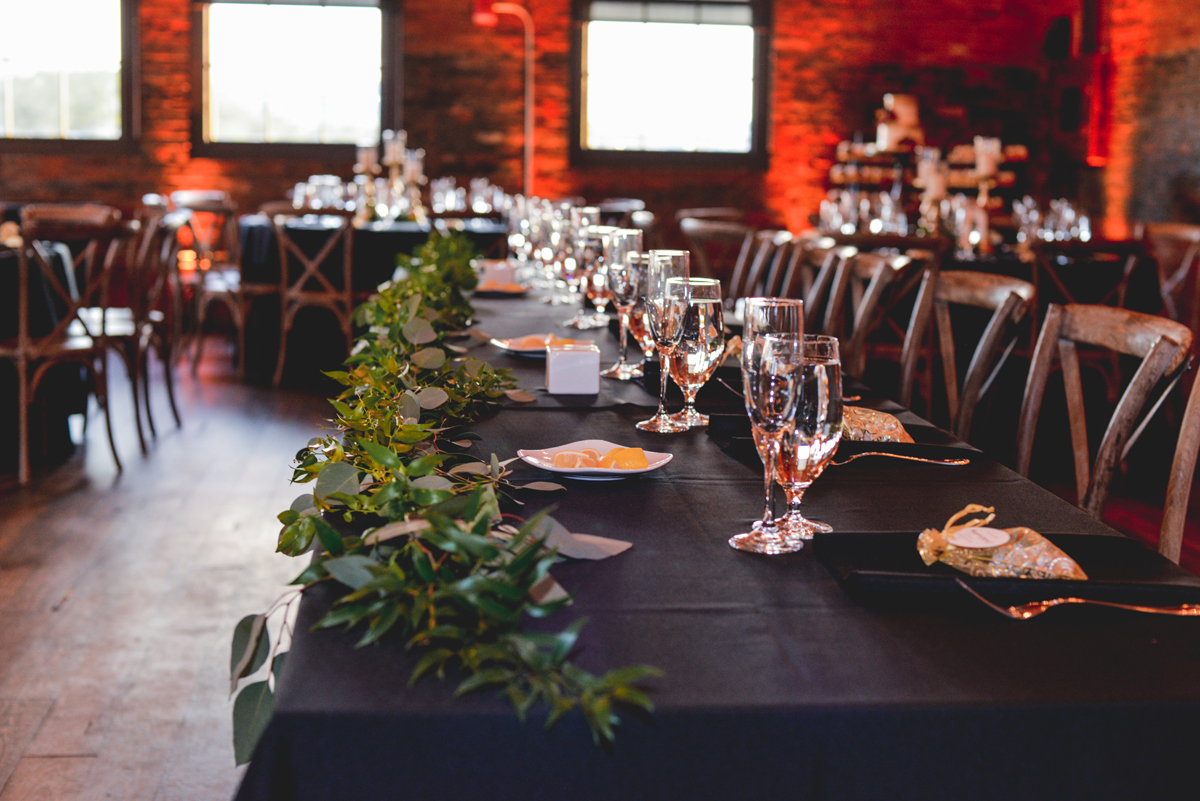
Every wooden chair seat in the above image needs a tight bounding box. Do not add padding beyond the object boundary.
[1017,303,1193,518]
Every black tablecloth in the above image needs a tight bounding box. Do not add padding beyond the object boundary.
[0,246,85,471]
[235,297,1200,801]
[238,215,507,292]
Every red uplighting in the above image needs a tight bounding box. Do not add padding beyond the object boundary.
[472,0,498,27]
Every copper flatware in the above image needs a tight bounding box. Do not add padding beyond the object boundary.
[955,578,1200,619]
[831,451,969,467]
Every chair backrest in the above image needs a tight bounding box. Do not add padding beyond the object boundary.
[1162,366,1200,564]
[674,207,745,223]
[1143,222,1200,327]
[679,217,752,284]
[728,229,792,302]
[597,198,645,228]
[932,271,1035,439]
[831,250,936,398]
[1016,303,1193,518]
[129,209,192,323]
[261,202,356,301]
[1030,239,1147,315]
[630,210,663,250]
[172,190,240,266]
[18,204,131,348]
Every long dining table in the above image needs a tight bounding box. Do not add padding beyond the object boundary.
[235,291,1200,801]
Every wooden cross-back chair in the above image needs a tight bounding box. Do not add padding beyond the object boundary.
[76,205,193,453]
[182,193,278,377]
[678,217,752,286]
[1030,239,1148,319]
[1143,222,1200,333]
[262,202,356,386]
[1016,303,1193,519]
[931,271,1035,439]
[3,204,133,483]
[1162,364,1200,564]
[726,229,792,303]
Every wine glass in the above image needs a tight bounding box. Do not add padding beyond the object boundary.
[730,298,805,555]
[636,250,690,433]
[627,259,656,369]
[601,231,646,380]
[777,335,843,539]
[564,224,615,328]
[667,278,725,427]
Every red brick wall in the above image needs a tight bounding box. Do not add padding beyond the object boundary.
[1105,0,1200,235]
[0,0,1079,235]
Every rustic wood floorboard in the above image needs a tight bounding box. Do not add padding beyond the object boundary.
[0,346,332,800]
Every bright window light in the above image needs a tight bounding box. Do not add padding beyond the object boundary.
[206,4,381,144]
[0,0,122,139]
[584,20,754,153]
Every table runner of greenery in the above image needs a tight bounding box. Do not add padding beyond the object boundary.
[229,234,660,765]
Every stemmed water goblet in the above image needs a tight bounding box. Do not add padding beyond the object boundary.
[729,298,805,555]
[635,250,690,433]
[601,230,645,379]
[776,335,843,540]
[564,224,615,328]
[667,278,725,428]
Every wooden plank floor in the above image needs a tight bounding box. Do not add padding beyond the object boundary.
[0,343,332,800]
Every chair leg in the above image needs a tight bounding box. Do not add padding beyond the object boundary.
[124,344,148,455]
[273,304,293,388]
[140,342,157,440]
[17,360,29,486]
[192,295,209,377]
[94,357,122,475]
[160,336,183,428]
[235,299,248,379]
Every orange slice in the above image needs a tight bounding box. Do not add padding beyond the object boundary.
[598,447,651,470]
[611,447,650,470]
[579,448,602,461]
[551,450,599,469]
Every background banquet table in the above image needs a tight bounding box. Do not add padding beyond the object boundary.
[236,294,1200,801]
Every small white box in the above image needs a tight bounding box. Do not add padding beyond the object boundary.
[546,343,601,394]
[477,259,516,285]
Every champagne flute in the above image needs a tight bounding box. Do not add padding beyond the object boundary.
[777,335,843,539]
[601,231,646,379]
[636,250,690,433]
[667,278,725,427]
[730,298,805,555]
[564,224,615,329]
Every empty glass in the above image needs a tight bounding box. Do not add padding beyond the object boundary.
[730,298,805,555]
[667,278,725,428]
[601,230,646,380]
[636,250,690,433]
[776,335,842,540]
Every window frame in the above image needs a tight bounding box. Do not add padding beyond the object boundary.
[190,0,401,160]
[569,0,771,170]
[0,0,140,155]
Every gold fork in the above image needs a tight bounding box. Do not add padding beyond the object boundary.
[831,451,970,467]
[955,578,1200,619]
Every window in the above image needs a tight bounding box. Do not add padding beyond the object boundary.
[194,0,399,156]
[572,0,769,167]
[0,0,133,150]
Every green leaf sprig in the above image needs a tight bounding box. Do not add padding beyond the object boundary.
[230,232,659,765]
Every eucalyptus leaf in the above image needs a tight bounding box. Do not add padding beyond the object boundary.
[232,680,274,766]
[363,518,431,545]
[519,481,567,492]
[289,494,317,515]
[416,387,449,409]
[411,347,447,370]
[398,391,422,423]
[323,554,377,590]
[230,614,270,693]
[402,317,437,345]
[411,475,453,491]
[505,389,537,403]
[314,462,359,501]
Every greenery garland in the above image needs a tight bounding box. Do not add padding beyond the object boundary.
[230,233,660,765]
